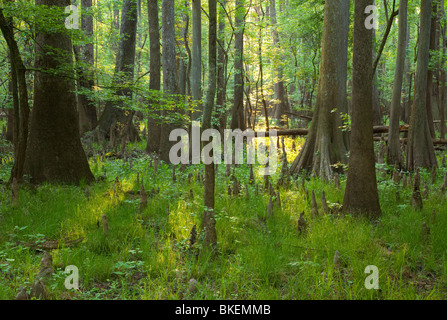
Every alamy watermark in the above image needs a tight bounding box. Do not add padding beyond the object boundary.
[64,265,79,290]
[364,265,379,290]
[169,121,278,176]
[365,5,379,30]
[65,5,79,30]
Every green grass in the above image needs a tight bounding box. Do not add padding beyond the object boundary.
[0,138,446,300]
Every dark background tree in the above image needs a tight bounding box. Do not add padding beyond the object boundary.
[202,0,217,248]
[191,0,202,121]
[406,0,437,170]
[0,7,30,183]
[75,0,97,135]
[230,0,246,131]
[145,0,162,154]
[387,0,408,169]
[270,0,288,127]
[97,0,138,142]
[159,0,178,163]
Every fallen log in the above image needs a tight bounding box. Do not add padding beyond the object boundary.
[373,137,447,145]
[255,125,409,137]
[372,125,409,134]
[255,128,309,137]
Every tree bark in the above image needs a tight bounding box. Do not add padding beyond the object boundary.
[343,0,381,219]
[372,29,382,126]
[215,0,227,136]
[178,3,189,97]
[402,23,412,124]
[0,7,30,183]
[440,2,447,140]
[145,0,162,154]
[426,0,438,139]
[202,0,218,248]
[159,0,178,163]
[270,0,288,127]
[191,0,202,120]
[24,0,94,184]
[76,0,97,135]
[231,0,246,131]
[406,0,437,170]
[387,0,407,168]
[289,0,350,180]
[258,5,269,131]
[97,0,138,140]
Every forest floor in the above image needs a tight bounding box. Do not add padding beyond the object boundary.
[0,136,447,300]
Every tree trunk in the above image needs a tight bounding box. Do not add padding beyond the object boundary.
[440,1,447,140]
[97,0,138,140]
[258,5,269,131]
[289,0,349,180]
[270,0,288,127]
[216,0,227,136]
[202,0,218,248]
[231,0,246,130]
[178,4,189,97]
[401,25,412,124]
[145,0,162,154]
[426,0,438,139]
[406,0,437,170]
[76,0,97,135]
[387,0,407,168]
[372,29,382,126]
[343,0,381,219]
[112,7,120,53]
[24,0,94,184]
[6,105,13,143]
[191,0,202,120]
[159,0,178,163]
[0,7,30,183]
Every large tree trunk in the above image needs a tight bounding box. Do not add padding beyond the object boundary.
[202,0,218,248]
[24,0,94,184]
[290,0,349,180]
[406,0,437,170]
[159,0,178,163]
[343,0,381,219]
[76,0,97,135]
[387,0,407,168]
[97,0,138,140]
[270,0,288,127]
[230,0,246,131]
[145,0,162,154]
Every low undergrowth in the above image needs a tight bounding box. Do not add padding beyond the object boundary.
[0,137,446,300]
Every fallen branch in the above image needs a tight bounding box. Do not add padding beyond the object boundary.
[285,111,313,121]
[21,237,84,251]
